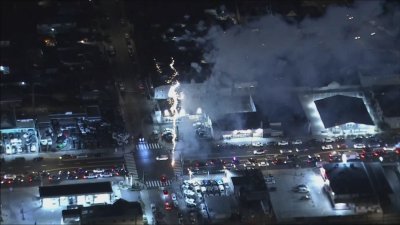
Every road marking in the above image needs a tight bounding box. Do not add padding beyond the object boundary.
[24,166,31,168]
[58,164,64,166]
[74,162,81,164]
[41,165,47,167]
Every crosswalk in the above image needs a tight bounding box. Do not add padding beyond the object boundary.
[124,153,139,180]
[145,180,172,188]
[136,142,162,151]
[173,159,184,177]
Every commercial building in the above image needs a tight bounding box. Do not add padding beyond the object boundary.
[62,199,143,225]
[39,182,113,208]
[204,196,234,223]
[321,162,382,213]
[1,108,39,155]
[213,112,264,140]
[152,82,266,141]
[298,82,379,136]
[314,95,375,135]
[230,169,268,202]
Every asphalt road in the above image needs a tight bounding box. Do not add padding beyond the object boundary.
[1,155,125,187]
[99,0,175,182]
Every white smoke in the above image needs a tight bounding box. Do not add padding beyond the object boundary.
[203,1,400,88]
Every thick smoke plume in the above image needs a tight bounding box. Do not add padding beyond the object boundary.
[174,1,399,140]
[203,1,399,88]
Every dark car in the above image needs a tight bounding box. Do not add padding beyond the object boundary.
[162,132,173,143]
[33,157,44,162]
[14,157,26,162]
[60,154,74,160]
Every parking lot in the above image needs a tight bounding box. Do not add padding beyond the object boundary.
[265,168,356,223]
[35,116,122,154]
[1,122,39,155]
[150,173,232,224]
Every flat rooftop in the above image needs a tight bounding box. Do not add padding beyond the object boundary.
[265,168,355,223]
[204,196,232,221]
[39,181,113,198]
[315,95,373,128]
[214,112,263,131]
[323,162,375,196]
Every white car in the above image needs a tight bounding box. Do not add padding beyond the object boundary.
[185,198,195,204]
[40,139,48,145]
[292,140,302,145]
[253,149,266,155]
[297,187,309,193]
[258,161,268,167]
[322,144,334,150]
[47,138,53,145]
[30,145,37,152]
[353,143,366,149]
[93,169,105,173]
[323,137,335,143]
[199,203,207,212]
[156,155,169,161]
[100,172,113,178]
[252,142,263,147]
[280,149,292,154]
[162,128,173,135]
[85,173,98,179]
[278,140,289,146]
[183,189,195,196]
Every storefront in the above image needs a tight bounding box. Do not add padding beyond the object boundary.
[39,182,113,209]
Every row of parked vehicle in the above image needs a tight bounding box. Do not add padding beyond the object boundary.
[0,166,126,186]
[181,178,229,208]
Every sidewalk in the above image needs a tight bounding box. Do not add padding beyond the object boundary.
[2,144,135,162]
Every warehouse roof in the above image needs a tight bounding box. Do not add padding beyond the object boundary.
[323,162,374,195]
[315,95,373,128]
[214,112,263,131]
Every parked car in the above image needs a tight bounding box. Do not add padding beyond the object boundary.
[156,155,169,161]
[100,172,113,178]
[253,149,266,155]
[292,140,302,145]
[33,157,44,162]
[280,149,293,154]
[322,144,333,150]
[323,137,335,143]
[278,140,289,146]
[354,143,366,149]
[252,142,263,147]
[258,161,268,167]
